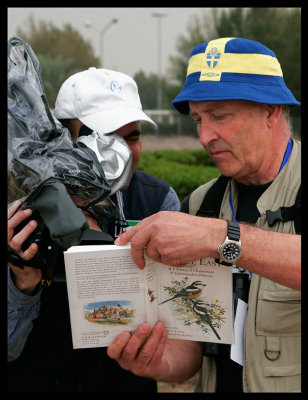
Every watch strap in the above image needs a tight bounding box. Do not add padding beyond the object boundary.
[227,220,240,241]
[214,258,233,266]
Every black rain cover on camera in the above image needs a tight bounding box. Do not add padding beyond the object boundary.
[8,36,111,210]
[8,37,115,248]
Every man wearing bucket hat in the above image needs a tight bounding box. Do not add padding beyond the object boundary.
[7,68,180,393]
[108,38,301,392]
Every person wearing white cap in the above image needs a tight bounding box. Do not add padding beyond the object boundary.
[108,38,301,393]
[7,68,180,393]
[54,67,180,230]
[55,67,157,136]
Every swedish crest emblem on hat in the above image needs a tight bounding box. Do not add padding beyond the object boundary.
[206,47,221,68]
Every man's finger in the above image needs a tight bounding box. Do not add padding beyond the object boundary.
[115,214,157,246]
[107,331,132,360]
[22,242,39,261]
[119,323,151,362]
[130,245,146,269]
[8,200,21,218]
[116,228,150,270]
[114,227,137,246]
[144,322,168,369]
[10,219,38,251]
[8,208,32,231]
[137,322,166,364]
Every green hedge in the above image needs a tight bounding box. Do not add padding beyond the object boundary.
[138,149,220,202]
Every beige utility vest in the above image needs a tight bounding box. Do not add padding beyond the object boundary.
[189,139,301,392]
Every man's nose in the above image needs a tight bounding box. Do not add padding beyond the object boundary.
[198,122,219,147]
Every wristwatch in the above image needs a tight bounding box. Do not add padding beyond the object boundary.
[216,220,242,266]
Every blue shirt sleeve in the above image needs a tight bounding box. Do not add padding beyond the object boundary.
[7,266,42,362]
[159,186,181,211]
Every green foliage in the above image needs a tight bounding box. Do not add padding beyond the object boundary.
[16,15,100,107]
[134,71,160,109]
[138,150,220,201]
[37,54,77,107]
[134,70,177,111]
[17,16,99,70]
[167,12,215,85]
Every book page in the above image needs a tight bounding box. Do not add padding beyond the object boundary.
[144,256,159,327]
[64,244,146,348]
[157,258,233,344]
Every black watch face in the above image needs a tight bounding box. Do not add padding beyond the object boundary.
[222,243,241,262]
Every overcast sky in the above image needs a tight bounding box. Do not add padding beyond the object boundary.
[8,7,211,78]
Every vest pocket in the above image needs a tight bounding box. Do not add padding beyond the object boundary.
[256,290,301,336]
[263,364,301,377]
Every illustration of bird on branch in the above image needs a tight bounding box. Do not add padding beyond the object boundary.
[158,281,206,305]
[192,299,221,340]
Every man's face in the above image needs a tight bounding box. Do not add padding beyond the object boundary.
[189,100,272,185]
[116,121,142,177]
[67,119,142,192]
[73,119,142,177]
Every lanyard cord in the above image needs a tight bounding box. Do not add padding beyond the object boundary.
[229,181,238,222]
[229,138,293,222]
[116,190,126,220]
[278,138,293,173]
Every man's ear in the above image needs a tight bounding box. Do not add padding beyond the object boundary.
[265,105,282,128]
[59,118,83,142]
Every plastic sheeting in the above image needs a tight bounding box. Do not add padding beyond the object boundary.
[78,131,132,195]
[8,36,111,210]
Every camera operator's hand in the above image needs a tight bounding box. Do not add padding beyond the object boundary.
[8,200,42,295]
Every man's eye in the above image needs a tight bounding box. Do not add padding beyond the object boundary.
[212,113,227,120]
[125,137,139,144]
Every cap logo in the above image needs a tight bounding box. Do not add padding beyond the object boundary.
[110,80,122,93]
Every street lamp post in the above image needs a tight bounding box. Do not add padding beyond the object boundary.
[152,13,167,114]
[85,18,118,68]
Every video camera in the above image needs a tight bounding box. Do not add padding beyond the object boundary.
[8,37,131,278]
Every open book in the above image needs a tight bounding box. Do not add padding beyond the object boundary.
[64,244,233,349]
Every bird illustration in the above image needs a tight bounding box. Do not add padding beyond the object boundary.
[148,289,156,302]
[192,300,221,340]
[159,281,206,305]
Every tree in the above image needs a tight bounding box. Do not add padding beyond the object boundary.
[17,15,100,72]
[133,71,160,109]
[167,10,216,85]
[37,54,77,107]
[16,15,100,107]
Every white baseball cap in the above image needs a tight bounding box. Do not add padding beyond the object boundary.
[54,67,157,133]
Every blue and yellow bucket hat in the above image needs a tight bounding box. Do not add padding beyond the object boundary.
[172,37,300,114]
